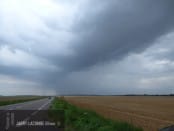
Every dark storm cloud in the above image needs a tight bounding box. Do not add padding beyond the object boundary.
[1,0,174,95]
[0,65,40,82]
[0,66,21,76]
[53,0,174,71]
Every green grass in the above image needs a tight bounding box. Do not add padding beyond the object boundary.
[50,98,143,131]
[0,96,46,106]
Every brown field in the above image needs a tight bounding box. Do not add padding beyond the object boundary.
[65,96,174,131]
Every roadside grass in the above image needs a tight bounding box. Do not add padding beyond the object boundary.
[0,96,46,106]
[50,97,143,131]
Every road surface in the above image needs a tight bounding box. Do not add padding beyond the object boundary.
[0,97,64,131]
[0,97,53,110]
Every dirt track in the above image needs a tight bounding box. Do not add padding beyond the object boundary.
[65,96,174,131]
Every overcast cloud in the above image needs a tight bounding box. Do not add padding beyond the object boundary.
[0,0,174,95]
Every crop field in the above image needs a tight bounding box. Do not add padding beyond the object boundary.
[65,96,174,131]
[51,98,142,131]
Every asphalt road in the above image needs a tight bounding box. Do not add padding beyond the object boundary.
[0,97,53,110]
[0,97,64,131]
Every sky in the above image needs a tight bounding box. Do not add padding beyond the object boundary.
[0,0,174,95]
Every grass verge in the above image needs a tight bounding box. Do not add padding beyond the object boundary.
[50,97,143,131]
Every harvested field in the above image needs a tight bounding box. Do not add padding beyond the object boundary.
[65,96,174,131]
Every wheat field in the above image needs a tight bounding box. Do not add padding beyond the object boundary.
[65,96,174,131]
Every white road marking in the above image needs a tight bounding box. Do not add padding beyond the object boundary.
[31,110,39,116]
[38,100,51,110]
[21,99,52,124]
